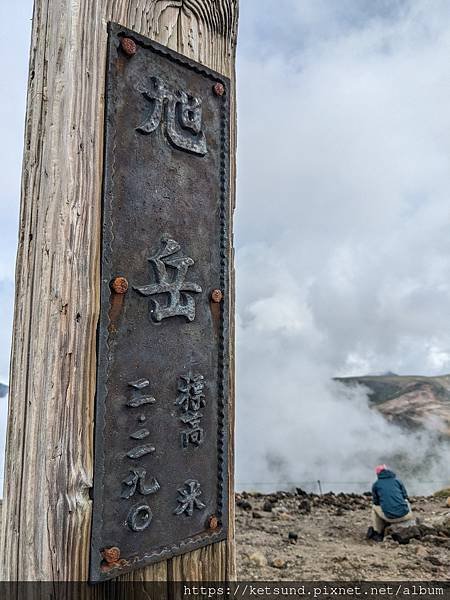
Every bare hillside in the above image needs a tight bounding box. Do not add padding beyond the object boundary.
[336,374,450,436]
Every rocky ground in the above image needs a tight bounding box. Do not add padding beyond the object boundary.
[236,490,450,580]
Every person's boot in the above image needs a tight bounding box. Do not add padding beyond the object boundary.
[366,526,375,540]
[372,531,384,542]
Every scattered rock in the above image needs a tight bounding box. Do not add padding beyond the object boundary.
[236,491,449,580]
[248,551,267,567]
[267,525,279,533]
[421,534,450,547]
[278,512,291,520]
[417,524,437,537]
[333,555,348,563]
[275,491,289,500]
[298,499,311,513]
[270,557,287,569]
[387,521,422,545]
[237,499,252,511]
[442,515,450,535]
[433,487,450,499]
[426,513,450,536]
[414,545,428,558]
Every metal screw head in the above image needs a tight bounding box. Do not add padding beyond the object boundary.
[211,289,223,303]
[102,546,121,564]
[208,515,219,530]
[111,277,129,294]
[213,82,225,96]
[120,37,137,57]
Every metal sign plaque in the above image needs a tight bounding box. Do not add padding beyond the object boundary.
[90,23,230,582]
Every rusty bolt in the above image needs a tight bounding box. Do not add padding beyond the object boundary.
[213,82,225,96]
[208,515,219,530]
[111,277,129,294]
[102,546,121,565]
[211,289,223,303]
[120,37,137,57]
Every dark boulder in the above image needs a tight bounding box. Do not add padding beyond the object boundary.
[298,499,311,513]
[387,521,422,545]
[237,499,252,511]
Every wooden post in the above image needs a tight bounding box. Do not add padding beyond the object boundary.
[0,0,238,583]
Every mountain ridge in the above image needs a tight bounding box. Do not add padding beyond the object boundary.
[335,374,450,436]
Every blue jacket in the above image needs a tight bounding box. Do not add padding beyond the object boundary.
[372,469,410,519]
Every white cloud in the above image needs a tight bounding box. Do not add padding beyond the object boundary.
[236,0,450,493]
[1,1,450,496]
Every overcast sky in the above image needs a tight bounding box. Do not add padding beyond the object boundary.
[1,1,450,492]
[236,0,450,491]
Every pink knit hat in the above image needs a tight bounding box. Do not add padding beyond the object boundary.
[375,464,387,475]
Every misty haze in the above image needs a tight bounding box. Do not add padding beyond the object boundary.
[236,0,450,497]
[1,1,449,502]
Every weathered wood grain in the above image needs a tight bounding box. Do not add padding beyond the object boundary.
[0,0,237,582]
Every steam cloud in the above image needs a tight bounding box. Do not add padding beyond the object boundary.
[236,0,450,495]
[2,2,450,496]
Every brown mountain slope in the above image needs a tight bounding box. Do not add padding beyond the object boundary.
[335,374,450,436]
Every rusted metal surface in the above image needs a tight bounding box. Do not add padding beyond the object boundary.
[102,547,121,565]
[213,82,225,96]
[120,37,137,57]
[211,289,223,303]
[110,277,129,294]
[90,23,230,582]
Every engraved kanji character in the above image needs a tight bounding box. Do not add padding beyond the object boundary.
[133,237,202,322]
[126,443,155,460]
[176,373,205,412]
[121,467,160,499]
[127,503,153,532]
[174,479,206,517]
[180,410,204,448]
[126,378,157,407]
[136,76,207,156]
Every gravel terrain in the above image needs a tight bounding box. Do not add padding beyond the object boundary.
[236,490,450,580]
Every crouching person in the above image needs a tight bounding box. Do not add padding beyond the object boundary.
[367,464,413,542]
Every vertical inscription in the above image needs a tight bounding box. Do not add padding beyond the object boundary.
[137,76,208,156]
[174,479,206,516]
[91,25,230,581]
[123,379,160,532]
[176,373,206,448]
[134,237,202,322]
